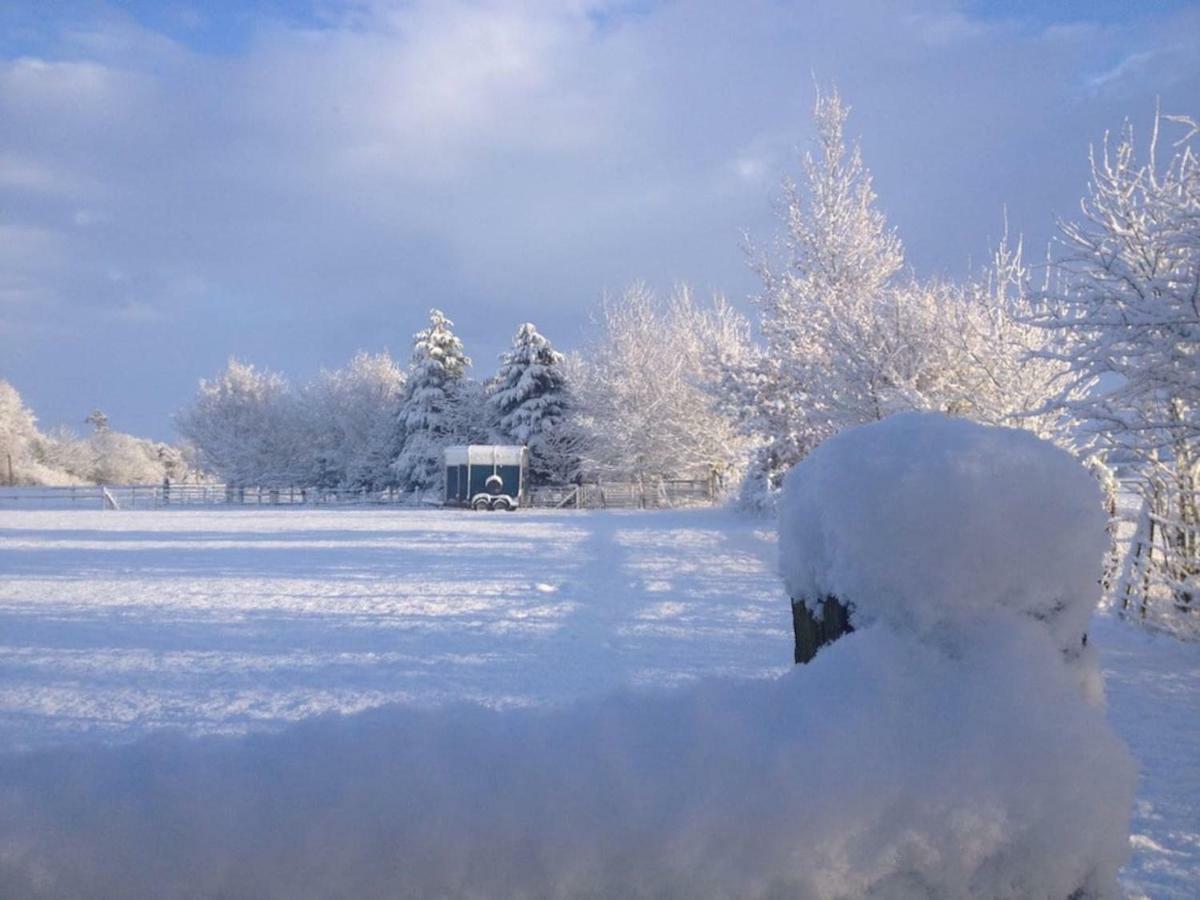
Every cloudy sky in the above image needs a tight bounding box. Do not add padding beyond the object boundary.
[2,0,1198,439]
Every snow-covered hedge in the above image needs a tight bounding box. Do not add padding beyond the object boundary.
[0,414,1135,898]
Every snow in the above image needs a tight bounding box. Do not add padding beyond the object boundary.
[0,501,1195,896]
[0,507,787,750]
[1094,614,1200,898]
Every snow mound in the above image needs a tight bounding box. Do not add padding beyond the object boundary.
[779,412,1108,649]
[0,622,1135,899]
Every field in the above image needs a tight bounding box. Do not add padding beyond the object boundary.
[1,507,1197,896]
[0,507,787,750]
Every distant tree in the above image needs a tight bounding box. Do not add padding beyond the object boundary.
[0,380,39,485]
[85,409,109,433]
[487,323,572,484]
[176,359,302,488]
[303,351,406,491]
[32,426,93,483]
[392,310,471,493]
[573,284,750,485]
[87,428,166,485]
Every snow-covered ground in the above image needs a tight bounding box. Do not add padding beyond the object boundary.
[0,507,788,750]
[0,507,1196,896]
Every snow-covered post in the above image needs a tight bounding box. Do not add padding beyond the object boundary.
[779,412,1106,662]
[776,412,1135,895]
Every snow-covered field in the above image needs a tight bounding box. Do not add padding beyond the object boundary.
[0,507,1196,897]
[0,508,787,750]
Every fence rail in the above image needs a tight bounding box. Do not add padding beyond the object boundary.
[0,479,717,511]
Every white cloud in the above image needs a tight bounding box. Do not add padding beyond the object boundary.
[0,0,1198,437]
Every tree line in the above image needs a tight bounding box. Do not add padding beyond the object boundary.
[172,288,749,495]
[0,387,197,486]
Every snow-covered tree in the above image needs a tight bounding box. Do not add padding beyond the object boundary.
[730,87,905,506]
[0,380,40,485]
[303,351,406,491]
[87,428,169,485]
[1037,111,1200,621]
[934,232,1067,439]
[32,426,93,484]
[85,409,109,433]
[392,310,471,493]
[573,284,750,486]
[176,359,303,488]
[486,323,572,484]
[728,88,1068,509]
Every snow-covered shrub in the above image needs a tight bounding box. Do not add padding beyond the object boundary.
[776,412,1135,894]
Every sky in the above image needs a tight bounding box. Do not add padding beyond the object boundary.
[2,0,1199,440]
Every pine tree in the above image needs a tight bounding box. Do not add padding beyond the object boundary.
[392,309,471,493]
[487,323,571,484]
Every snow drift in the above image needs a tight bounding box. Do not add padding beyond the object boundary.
[0,414,1136,899]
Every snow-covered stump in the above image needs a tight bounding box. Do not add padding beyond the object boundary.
[779,412,1136,897]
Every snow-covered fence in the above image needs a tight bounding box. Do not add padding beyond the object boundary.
[0,484,401,509]
[0,484,197,509]
[528,479,716,509]
[1114,478,1199,632]
[0,479,719,510]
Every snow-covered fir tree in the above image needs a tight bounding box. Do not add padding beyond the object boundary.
[392,309,471,493]
[486,323,572,484]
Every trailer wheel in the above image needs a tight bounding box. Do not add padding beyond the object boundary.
[472,497,491,511]
[492,497,511,511]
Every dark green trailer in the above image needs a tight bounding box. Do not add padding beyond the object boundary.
[444,445,528,510]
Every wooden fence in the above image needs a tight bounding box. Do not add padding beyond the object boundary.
[0,479,717,511]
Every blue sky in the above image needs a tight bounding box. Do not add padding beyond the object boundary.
[2,0,1199,440]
